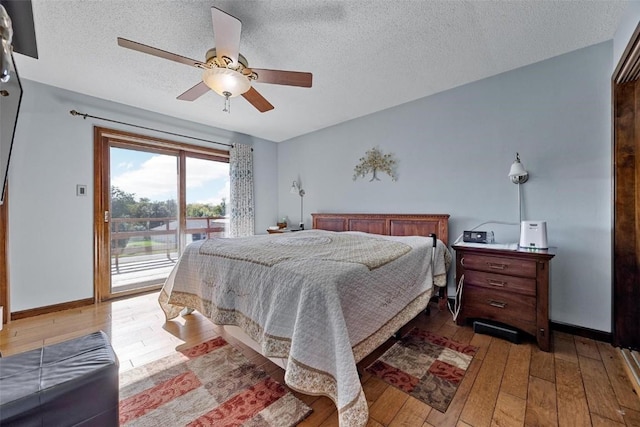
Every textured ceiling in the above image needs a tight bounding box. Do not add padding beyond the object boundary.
[13,0,627,142]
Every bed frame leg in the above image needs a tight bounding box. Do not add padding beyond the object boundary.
[438,286,448,311]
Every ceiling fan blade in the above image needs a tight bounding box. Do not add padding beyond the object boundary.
[177,81,210,101]
[117,37,206,68]
[251,69,313,88]
[211,7,241,65]
[242,87,274,113]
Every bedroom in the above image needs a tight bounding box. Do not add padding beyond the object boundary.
[0,1,639,426]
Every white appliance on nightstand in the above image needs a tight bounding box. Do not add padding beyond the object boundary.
[519,221,548,249]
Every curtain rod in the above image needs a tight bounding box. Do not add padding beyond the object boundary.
[69,110,234,148]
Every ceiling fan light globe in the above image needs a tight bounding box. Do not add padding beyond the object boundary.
[202,67,251,98]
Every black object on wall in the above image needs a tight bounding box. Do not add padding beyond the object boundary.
[1,0,37,59]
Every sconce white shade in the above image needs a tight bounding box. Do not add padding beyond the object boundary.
[508,162,527,178]
[508,153,528,184]
[202,68,251,98]
[290,181,298,194]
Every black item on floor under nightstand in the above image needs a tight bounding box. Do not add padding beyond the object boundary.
[473,320,521,344]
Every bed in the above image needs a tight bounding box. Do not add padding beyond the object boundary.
[159,213,450,427]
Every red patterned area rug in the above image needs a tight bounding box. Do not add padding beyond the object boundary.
[119,337,312,426]
[365,328,477,413]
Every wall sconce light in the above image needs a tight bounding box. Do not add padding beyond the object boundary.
[509,153,529,184]
[508,153,528,224]
[290,180,305,230]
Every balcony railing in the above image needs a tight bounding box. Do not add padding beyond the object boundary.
[110,216,226,275]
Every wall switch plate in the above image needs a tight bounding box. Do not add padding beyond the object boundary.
[76,184,87,196]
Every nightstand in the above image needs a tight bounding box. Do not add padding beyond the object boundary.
[267,228,301,234]
[453,245,556,351]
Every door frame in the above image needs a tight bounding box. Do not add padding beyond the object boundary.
[612,22,640,349]
[93,127,229,301]
[0,184,8,324]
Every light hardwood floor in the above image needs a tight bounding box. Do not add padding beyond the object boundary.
[1,292,639,427]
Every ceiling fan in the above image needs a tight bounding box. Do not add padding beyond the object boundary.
[117,6,312,113]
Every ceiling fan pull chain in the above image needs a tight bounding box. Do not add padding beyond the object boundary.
[223,91,231,113]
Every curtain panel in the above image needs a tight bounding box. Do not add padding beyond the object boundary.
[229,144,254,237]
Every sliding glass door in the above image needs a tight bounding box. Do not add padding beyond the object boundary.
[94,128,229,301]
[109,146,179,294]
[183,156,230,245]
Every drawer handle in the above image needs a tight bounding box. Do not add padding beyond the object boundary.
[488,300,507,308]
[487,279,506,287]
[487,262,508,270]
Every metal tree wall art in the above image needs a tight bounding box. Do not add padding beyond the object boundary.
[353,147,397,182]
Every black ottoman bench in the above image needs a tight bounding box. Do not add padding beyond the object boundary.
[0,330,119,426]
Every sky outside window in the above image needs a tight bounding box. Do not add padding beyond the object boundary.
[110,148,229,207]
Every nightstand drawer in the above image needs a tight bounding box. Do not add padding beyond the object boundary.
[464,270,536,296]
[462,285,536,323]
[461,253,537,278]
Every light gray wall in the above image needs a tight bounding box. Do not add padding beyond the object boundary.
[8,80,277,312]
[278,41,613,333]
[614,1,640,68]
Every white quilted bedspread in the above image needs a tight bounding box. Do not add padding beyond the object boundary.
[158,230,451,427]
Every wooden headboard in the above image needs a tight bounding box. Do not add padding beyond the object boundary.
[311,213,450,246]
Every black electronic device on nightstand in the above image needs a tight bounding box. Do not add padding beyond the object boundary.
[463,230,494,243]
